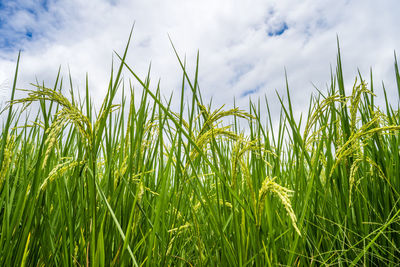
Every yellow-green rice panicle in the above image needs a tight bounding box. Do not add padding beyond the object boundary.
[231,135,260,188]
[258,176,301,236]
[348,153,400,208]
[187,126,238,167]
[40,159,83,191]
[239,160,257,217]
[42,112,67,168]
[348,156,363,207]
[330,112,380,177]
[94,104,121,135]
[0,134,15,187]
[349,79,374,132]
[199,105,253,136]
[330,110,400,177]
[12,85,93,148]
[303,92,344,144]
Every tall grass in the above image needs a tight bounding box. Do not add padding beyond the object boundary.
[1,33,400,266]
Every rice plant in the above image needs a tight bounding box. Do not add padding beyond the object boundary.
[1,32,400,266]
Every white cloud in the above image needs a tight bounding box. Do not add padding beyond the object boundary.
[0,0,399,124]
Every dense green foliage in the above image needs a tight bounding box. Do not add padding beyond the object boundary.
[1,33,400,266]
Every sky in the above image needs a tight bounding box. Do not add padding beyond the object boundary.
[0,0,399,125]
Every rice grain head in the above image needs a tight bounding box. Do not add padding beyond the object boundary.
[258,176,301,236]
[40,159,83,191]
[0,134,15,186]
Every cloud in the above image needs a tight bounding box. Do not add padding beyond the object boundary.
[0,0,399,125]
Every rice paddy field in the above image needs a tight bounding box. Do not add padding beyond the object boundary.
[1,33,400,266]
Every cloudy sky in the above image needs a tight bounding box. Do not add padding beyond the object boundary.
[0,0,399,123]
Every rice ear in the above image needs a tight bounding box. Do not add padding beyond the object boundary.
[258,176,301,236]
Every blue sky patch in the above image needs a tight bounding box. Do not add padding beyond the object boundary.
[26,31,33,39]
[241,83,263,98]
[41,0,49,11]
[268,22,288,37]
[229,63,253,85]
[0,0,55,51]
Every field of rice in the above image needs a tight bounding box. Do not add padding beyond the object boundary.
[1,33,400,266]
